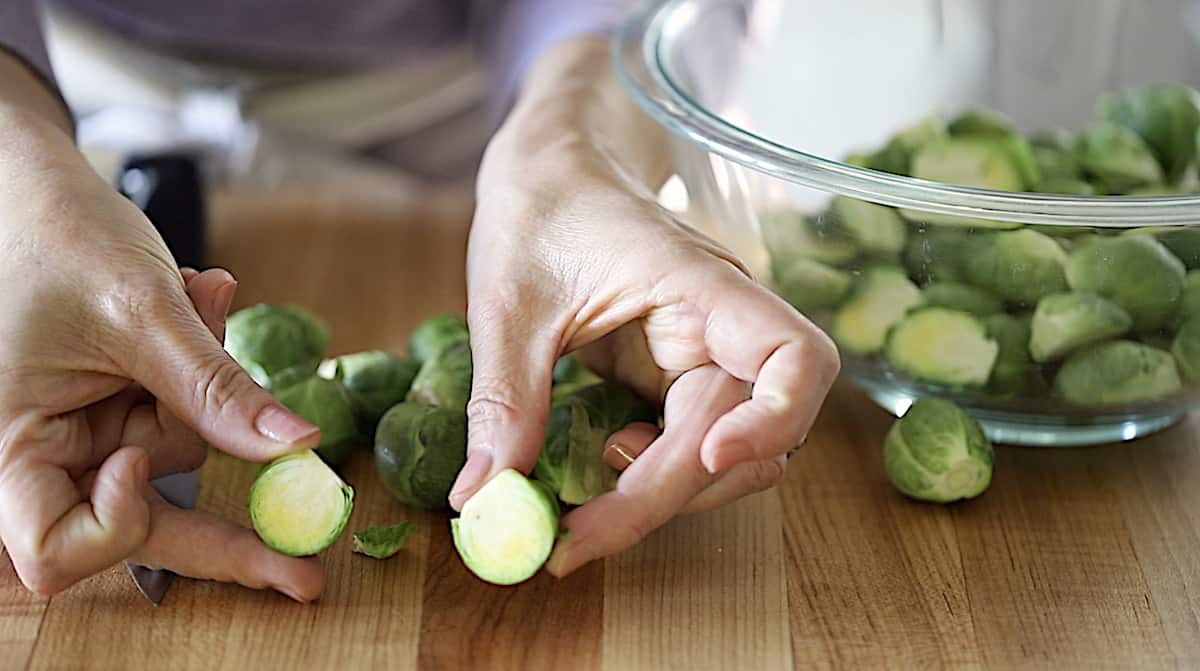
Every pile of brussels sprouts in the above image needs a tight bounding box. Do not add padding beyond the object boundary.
[766,84,1200,410]
[226,305,656,584]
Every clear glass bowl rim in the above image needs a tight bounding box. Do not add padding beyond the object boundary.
[613,0,1200,228]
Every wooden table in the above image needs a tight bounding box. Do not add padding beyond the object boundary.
[4,185,1200,670]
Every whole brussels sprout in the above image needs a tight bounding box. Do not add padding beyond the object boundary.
[1173,317,1200,382]
[225,304,329,387]
[409,314,469,366]
[921,282,1003,317]
[1100,83,1200,182]
[1065,235,1185,332]
[1029,292,1133,362]
[274,376,359,466]
[374,402,468,510]
[320,350,420,435]
[1054,340,1182,405]
[773,257,853,313]
[962,229,1069,306]
[535,381,657,505]
[1076,121,1164,193]
[883,398,994,504]
[407,339,472,411]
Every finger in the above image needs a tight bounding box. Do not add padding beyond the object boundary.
[602,422,659,471]
[545,365,744,577]
[679,455,787,515]
[111,278,319,462]
[128,491,325,603]
[448,305,560,511]
[0,445,151,595]
[695,280,840,472]
[184,268,238,341]
[180,267,199,283]
[84,386,207,479]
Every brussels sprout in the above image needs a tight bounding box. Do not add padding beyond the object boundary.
[760,210,860,267]
[552,354,603,401]
[249,450,354,557]
[406,339,472,411]
[321,350,420,435]
[1032,145,1081,182]
[374,402,468,510]
[1172,317,1200,382]
[1101,83,1200,182]
[535,382,657,505]
[865,115,948,175]
[831,266,925,355]
[1054,340,1182,405]
[773,257,853,312]
[1176,270,1200,327]
[274,376,359,466]
[451,469,560,586]
[962,229,1069,306]
[904,138,1029,228]
[352,522,415,559]
[883,308,998,388]
[983,313,1044,395]
[1030,128,1076,153]
[1076,121,1164,193]
[1065,235,1185,332]
[1139,331,1176,352]
[921,282,1003,317]
[829,197,907,256]
[902,227,970,284]
[843,152,872,168]
[1029,292,1133,362]
[409,313,469,366]
[883,398,994,504]
[264,363,319,393]
[947,108,1013,138]
[225,304,329,387]
[1124,227,1200,269]
[1040,177,1098,196]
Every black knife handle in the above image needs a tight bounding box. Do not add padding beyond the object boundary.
[117,153,207,270]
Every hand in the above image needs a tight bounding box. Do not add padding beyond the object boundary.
[449,162,839,577]
[0,111,324,601]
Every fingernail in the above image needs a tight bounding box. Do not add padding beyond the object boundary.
[255,404,320,446]
[134,450,150,482]
[604,442,636,470]
[277,585,309,603]
[449,450,493,509]
[212,280,238,319]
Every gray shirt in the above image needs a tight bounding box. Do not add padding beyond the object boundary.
[0,0,634,105]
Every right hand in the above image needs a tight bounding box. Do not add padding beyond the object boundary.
[0,110,325,602]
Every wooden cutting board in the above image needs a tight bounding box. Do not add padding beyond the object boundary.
[3,186,1200,670]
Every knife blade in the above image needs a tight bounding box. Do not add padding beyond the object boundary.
[125,470,200,605]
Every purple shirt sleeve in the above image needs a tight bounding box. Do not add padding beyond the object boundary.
[472,0,635,121]
[0,0,55,82]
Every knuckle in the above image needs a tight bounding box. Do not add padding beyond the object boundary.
[749,457,787,493]
[466,376,543,429]
[15,555,69,596]
[193,357,255,422]
[800,329,841,384]
[178,442,209,473]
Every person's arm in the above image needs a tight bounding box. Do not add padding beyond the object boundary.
[0,0,72,135]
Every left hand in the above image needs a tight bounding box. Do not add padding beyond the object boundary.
[448,156,839,577]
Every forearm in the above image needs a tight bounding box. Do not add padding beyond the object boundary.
[479,36,672,199]
[0,50,72,139]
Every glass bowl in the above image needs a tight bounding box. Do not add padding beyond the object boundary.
[615,0,1200,446]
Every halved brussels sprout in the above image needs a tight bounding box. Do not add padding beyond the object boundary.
[883,398,994,504]
[1029,292,1133,362]
[773,257,854,313]
[1173,317,1200,382]
[1076,121,1165,193]
[1100,83,1200,182]
[225,304,329,387]
[451,469,560,586]
[249,450,354,557]
[962,229,1069,306]
[904,138,1027,227]
[864,115,948,175]
[947,108,1013,138]
[1054,340,1182,405]
[903,227,970,284]
[832,266,925,356]
[883,308,998,388]
[921,282,1004,317]
[983,313,1044,396]
[829,197,907,256]
[1065,235,1185,332]
[760,209,860,268]
[1177,270,1200,328]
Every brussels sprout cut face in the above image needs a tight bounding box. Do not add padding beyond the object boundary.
[884,398,994,504]
[451,469,560,586]
[249,450,354,557]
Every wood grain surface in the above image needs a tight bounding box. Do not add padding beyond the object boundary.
[3,185,1200,670]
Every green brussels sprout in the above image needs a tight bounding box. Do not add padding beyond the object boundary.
[320,350,420,436]
[1030,128,1076,153]
[832,266,925,355]
[352,522,415,559]
[249,450,354,557]
[843,152,872,168]
[535,381,657,505]
[1029,292,1133,362]
[773,257,853,313]
[962,229,1069,306]
[902,227,970,284]
[1054,340,1182,405]
[451,468,560,586]
[552,353,603,398]
[1040,177,1098,196]
[406,339,472,411]
[1100,83,1200,182]
[1139,331,1176,352]
[409,313,469,366]
[865,115,948,175]
[374,402,468,510]
[274,376,359,466]
[883,308,998,388]
[828,197,907,256]
[1065,235,1185,332]
[224,304,329,387]
[1172,317,1200,382]
[263,363,319,393]
[1076,121,1164,193]
[947,108,1013,138]
[982,313,1044,395]
[1176,270,1200,327]
[1032,145,1081,182]
[760,209,860,268]
[883,398,994,504]
[1123,227,1200,269]
[920,282,1003,317]
[909,136,1025,195]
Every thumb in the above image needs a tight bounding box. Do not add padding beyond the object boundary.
[116,284,319,462]
[448,314,558,511]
